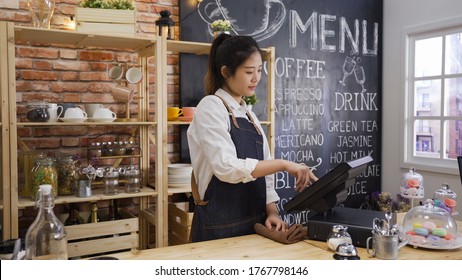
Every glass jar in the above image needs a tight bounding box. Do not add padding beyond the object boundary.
[327,225,352,251]
[434,183,458,215]
[125,140,135,155]
[31,157,58,200]
[89,142,102,158]
[125,166,141,193]
[403,199,461,249]
[19,151,44,197]
[400,167,424,199]
[26,101,50,122]
[113,141,126,156]
[57,156,79,196]
[102,141,113,156]
[103,167,123,195]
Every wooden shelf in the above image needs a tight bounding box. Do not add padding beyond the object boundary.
[14,26,157,52]
[17,186,157,208]
[17,121,156,127]
[167,39,273,56]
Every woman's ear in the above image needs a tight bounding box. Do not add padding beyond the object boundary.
[221,66,229,79]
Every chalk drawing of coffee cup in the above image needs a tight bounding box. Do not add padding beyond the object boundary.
[198,0,286,42]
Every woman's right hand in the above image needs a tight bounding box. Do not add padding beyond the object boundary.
[286,162,318,192]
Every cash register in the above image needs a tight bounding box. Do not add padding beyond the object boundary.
[284,156,395,247]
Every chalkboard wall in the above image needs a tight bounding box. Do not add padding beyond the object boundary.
[179,0,383,224]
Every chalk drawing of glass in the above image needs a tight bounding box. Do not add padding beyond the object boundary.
[339,56,356,86]
[354,66,367,93]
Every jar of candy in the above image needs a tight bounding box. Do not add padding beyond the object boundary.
[31,157,58,199]
[57,156,79,196]
[403,199,461,249]
[327,225,352,251]
[434,183,458,215]
[400,168,424,199]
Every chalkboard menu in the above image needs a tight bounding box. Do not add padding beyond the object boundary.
[179,0,383,224]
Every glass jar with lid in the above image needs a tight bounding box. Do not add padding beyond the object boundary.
[327,225,353,251]
[113,141,126,156]
[403,199,461,249]
[400,167,424,199]
[57,155,79,196]
[433,183,458,215]
[103,167,125,195]
[26,101,50,122]
[31,157,58,199]
[125,166,141,193]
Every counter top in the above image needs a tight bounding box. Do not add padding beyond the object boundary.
[106,232,462,260]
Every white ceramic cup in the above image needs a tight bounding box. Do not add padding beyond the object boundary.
[61,107,87,119]
[47,103,62,122]
[93,108,117,119]
[85,103,103,118]
[108,65,123,80]
[126,67,142,84]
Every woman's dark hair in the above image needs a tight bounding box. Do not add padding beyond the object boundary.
[205,34,263,95]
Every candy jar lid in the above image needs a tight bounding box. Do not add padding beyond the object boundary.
[433,183,458,215]
[403,199,461,249]
[400,167,424,199]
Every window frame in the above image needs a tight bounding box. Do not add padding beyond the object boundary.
[401,17,462,175]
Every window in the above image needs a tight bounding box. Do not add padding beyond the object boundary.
[403,20,462,174]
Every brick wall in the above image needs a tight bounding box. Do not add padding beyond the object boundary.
[1,0,183,238]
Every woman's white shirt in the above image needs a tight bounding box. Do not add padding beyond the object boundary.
[187,89,279,204]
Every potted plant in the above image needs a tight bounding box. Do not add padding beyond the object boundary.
[210,19,232,37]
[243,93,258,111]
[75,0,136,36]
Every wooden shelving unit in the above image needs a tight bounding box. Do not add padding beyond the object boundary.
[0,22,166,250]
[0,21,276,250]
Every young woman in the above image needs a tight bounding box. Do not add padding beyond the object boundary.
[187,34,318,242]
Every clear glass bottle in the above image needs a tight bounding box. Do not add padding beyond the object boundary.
[25,184,68,260]
[327,225,352,251]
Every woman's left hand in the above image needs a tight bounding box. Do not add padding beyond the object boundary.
[265,214,288,231]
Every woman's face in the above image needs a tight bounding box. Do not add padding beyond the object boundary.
[223,51,262,102]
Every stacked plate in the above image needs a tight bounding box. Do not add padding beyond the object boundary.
[168,164,192,187]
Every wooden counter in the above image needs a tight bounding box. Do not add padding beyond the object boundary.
[104,213,462,260]
[106,233,462,260]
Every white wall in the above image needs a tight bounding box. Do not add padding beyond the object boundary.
[383,0,462,219]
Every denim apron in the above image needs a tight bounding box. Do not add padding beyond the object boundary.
[190,96,267,242]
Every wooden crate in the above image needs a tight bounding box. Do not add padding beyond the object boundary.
[168,202,194,245]
[75,8,135,37]
[66,210,139,258]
